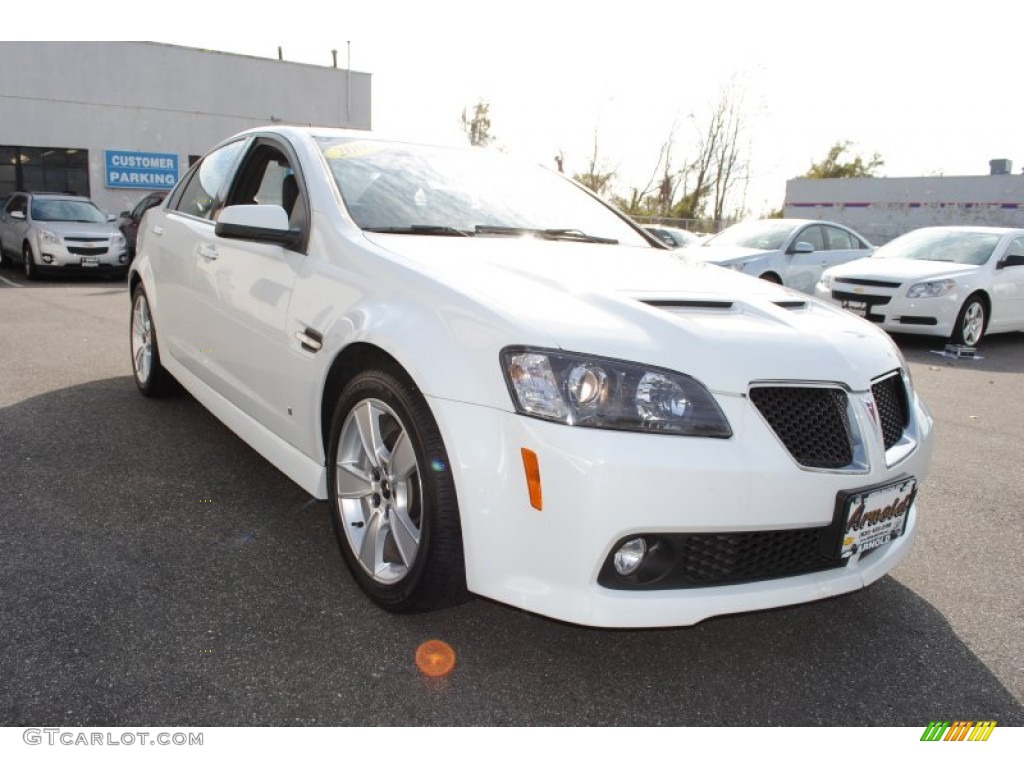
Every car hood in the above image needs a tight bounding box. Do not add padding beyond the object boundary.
[38,220,118,239]
[364,234,903,394]
[688,245,776,264]
[826,257,980,282]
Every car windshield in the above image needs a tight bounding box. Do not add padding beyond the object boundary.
[872,229,1000,265]
[31,199,107,223]
[701,220,796,250]
[315,138,648,247]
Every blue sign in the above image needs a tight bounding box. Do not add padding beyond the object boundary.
[105,150,179,189]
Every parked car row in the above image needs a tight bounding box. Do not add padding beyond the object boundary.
[687,218,1024,346]
[0,192,128,279]
[0,190,166,280]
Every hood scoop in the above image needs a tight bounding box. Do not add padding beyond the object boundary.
[640,298,734,310]
[773,300,808,310]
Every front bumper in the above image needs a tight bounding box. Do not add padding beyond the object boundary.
[37,242,129,271]
[428,385,932,628]
[814,284,961,339]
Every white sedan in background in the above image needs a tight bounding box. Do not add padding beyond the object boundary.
[816,226,1024,346]
[693,219,873,293]
[128,126,932,627]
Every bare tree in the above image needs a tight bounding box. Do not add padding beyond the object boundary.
[673,84,750,223]
[572,130,616,196]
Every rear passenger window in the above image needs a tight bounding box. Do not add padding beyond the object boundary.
[173,141,245,220]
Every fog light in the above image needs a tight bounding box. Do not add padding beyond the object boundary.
[613,537,647,576]
[119,254,128,264]
[42,254,55,264]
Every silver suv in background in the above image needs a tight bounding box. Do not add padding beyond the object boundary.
[0,192,128,280]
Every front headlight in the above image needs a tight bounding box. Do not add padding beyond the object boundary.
[111,233,127,248]
[501,347,732,437]
[37,228,61,246]
[906,279,955,299]
[820,273,835,290]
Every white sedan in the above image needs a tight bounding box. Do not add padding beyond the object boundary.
[128,127,932,627]
[816,226,1024,346]
[693,218,874,293]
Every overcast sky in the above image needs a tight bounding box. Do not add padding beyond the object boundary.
[28,0,1024,216]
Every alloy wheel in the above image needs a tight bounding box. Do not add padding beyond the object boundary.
[335,398,423,584]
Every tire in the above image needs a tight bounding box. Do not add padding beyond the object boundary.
[951,294,986,347]
[130,285,173,397]
[759,272,782,285]
[327,368,467,613]
[23,243,38,281]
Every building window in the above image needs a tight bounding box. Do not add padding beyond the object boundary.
[0,146,90,197]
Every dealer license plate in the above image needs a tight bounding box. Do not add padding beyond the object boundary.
[841,299,868,317]
[80,257,100,267]
[840,477,916,558]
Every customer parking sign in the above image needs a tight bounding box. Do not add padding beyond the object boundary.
[105,150,179,189]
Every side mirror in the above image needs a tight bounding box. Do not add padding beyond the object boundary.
[10,210,25,220]
[119,210,130,218]
[215,204,301,248]
[106,214,116,222]
[789,241,814,254]
[997,254,1024,269]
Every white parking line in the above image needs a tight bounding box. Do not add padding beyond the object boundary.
[0,275,23,288]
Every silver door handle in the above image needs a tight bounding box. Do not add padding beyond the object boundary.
[152,225,164,236]
[197,243,218,261]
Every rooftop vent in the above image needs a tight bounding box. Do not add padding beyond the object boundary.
[989,158,1012,175]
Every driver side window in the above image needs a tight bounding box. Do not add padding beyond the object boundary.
[795,225,825,251]
[225,143,306,237]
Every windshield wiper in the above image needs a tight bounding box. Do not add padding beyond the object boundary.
[363,225,472,237]
[474,225,618,245]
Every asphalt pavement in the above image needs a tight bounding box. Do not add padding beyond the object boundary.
[1,268,1021,726]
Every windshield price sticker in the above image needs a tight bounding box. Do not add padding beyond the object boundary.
[841,478,916,558]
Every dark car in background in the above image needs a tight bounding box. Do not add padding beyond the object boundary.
[117,192,166,260]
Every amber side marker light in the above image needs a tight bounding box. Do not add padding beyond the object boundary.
[520,448,543,510]
[415,639,456,678]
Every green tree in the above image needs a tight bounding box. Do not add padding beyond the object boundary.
[804,141,883,178]
[461,99,494,147]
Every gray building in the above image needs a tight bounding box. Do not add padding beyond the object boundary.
[0,41,372,214]
[785,168,1024,245]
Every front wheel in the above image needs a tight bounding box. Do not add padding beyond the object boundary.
[130,285,173,396]
[951,295,986,346]
[327,369,466,613]
[23,243,38,281]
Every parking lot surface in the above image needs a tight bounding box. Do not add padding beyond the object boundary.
[1,269,1021,726]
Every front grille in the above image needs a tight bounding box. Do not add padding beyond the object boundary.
[871,373,909,450]
[68,246,109,256]
[832,290,890,306]
[835,277,901,288]
[598,527,845,589]
[750,386,853,469]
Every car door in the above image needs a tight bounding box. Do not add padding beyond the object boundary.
[784,224,827,292]
[187,137,310,449]
[990,235,1024,330]
[1,194,29,255]
[148,139,248,373]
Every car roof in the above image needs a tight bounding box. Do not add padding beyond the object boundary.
[907,225,1024,236]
